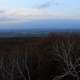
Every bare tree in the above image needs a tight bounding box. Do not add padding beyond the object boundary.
[24,51,31,80]
[15,55,27,80]
[52,38,80,80]
[0,56,5,79]
[24,43,31,80]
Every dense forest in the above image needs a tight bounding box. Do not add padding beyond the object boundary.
[0,33,80,80]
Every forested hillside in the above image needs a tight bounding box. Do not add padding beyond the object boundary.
[0,33,80,80]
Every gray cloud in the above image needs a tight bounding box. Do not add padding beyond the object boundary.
[35,0,57,9]
[0,10,5,14]
[37,1,51,8]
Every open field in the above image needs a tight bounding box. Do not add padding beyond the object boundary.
[0,33,80,80]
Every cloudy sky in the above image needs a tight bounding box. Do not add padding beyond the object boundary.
[0,0,80,21]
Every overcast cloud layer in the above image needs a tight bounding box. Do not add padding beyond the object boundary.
[0,8,64,21]
[0,0,80,22]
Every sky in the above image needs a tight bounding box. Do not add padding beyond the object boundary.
[0,0,80,21]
